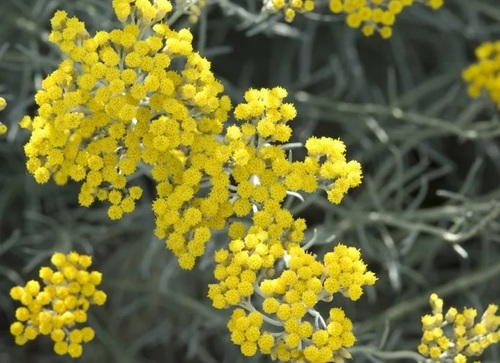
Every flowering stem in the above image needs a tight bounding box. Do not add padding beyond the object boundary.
[301,228,317,250]
[308,308,327,329]
[239,300,283,327]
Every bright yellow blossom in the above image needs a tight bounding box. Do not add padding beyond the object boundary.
[10,251,105,358]
[269,0,445,38]
[419,294,500,362]
[20,2,372,362]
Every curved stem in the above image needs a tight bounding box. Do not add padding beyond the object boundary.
[238,300,283,327]
[307,308,327,330]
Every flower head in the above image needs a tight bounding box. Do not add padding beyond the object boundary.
[418,294,500,362]
[10,251,106,358]
[266,0,445,38]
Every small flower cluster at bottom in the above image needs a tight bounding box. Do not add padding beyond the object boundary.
[208,230,376,362]
[10,251,106,358]
[418,293,500,363]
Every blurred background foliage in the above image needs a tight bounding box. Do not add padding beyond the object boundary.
[1,0,500,362]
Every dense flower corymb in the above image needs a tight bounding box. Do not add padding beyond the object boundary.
[230,87,363,207]
[20,0,235,270]
[208,241,376,362]
[418,293,500,362]
[20,1,371,361]
[330,0,445,39]
[10,251,106,358]
[21,1,230,225]
[264,0,445,38]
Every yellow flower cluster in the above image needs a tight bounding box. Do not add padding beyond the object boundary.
[23,7,361,271]
[264,0,444,37]
[418,294,500,362]
[21,1,234,270]
[10,252,106,358]
[208,223,306,309]
[113,0,173,23]
[209,240,376,362]
[21,1,371,360]
[231,87,362,207]
[0,97,7,134]
[203,84,368,360]
[329,0,444,38]
[462,41,500,109]
[265,0,315,22]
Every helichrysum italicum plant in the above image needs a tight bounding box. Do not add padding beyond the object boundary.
[20,0,363,270]
[9,251,106,358]
[462,41,500,109]
[15,0,379,361]
[262,0,444,38]
[12,0,498,362]
[0,97,7,134]
[418,294,500,363]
